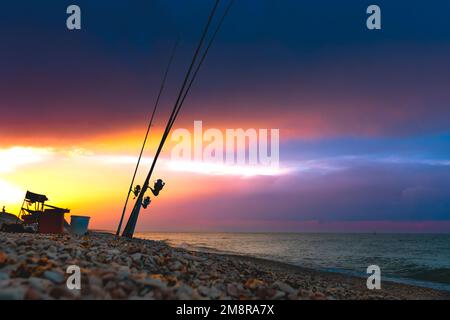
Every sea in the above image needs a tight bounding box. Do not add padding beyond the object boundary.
[135,232,450,292]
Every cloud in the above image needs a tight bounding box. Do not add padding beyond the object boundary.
[2,143,449,232]
[165,160,290,177]
[0,179,24,205]
[0,147,53,173]
[142,160,450,228]
[0,144,292,178]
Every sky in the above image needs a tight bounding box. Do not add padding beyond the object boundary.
[0,0,449,233]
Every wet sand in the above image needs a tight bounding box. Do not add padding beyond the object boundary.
[0,231,448,300]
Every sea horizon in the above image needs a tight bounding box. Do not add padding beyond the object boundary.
[127,230,450,235]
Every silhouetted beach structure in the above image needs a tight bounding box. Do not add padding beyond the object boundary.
[13,191,70,233]
[19,191,49,225]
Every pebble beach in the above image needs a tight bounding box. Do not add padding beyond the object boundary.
[0,231,449,300]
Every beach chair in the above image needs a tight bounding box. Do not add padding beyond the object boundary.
[18,191,70,233]
[19,191,49,224]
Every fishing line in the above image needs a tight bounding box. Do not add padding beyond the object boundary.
[168,0,234,131]
[159,0,222,141]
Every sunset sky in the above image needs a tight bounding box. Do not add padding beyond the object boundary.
[1,1,450,232]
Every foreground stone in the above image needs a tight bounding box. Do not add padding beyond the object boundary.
[0,231,448,300]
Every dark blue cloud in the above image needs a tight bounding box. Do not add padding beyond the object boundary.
[281,134,450,161]
[167,161,450,223]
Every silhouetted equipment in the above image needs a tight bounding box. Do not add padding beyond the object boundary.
[115,38,180,237]
[18,191,70,233]
[132,185,141,199]
[0,209,20,230]
[70,215,91,235]
[150,179,165,196]
[121,0,234,239]
[20,191,49,224]
[142,196,151,209]
[38,209,66,234]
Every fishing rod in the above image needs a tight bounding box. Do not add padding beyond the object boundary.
[122,0,231,238]
[122,0,221,238]
[115,39,179,236]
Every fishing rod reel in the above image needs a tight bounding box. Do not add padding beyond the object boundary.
[148,179,165,197]
[142,196,151,209]
[133,179,165,209]
[132,185,151,209]
[132,185,141,199]
[136,179,166,198]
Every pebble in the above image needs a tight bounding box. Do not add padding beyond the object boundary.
[111,288,127,299]
[271,290,286,300]
[227,283,239,298]
[0,272,10,281]
[131,253,142,262]
[245,278,264,289]
[117,266,130,279]
[49,286,74,299]
[273,280,296,294]
[28,277,52,291]
[310,292,327,300]
[25,288,42,300]
[209,286,222,299]
[0,287,26,300]
[198,285,210,296]
[0,251,7,265]
[169,261,183,271]
[43,270,65,284]
[137,277,167,289]
[88,275,103,287]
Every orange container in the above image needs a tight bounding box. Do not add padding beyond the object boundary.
[38,211,65,234]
